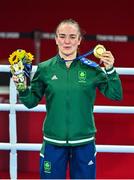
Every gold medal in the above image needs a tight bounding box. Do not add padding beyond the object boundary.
[93,44,106,59]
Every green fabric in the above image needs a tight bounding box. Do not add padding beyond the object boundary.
[40,140,46,156]
[19,55,123,146]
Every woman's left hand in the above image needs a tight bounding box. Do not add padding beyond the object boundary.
[100,51,115,70]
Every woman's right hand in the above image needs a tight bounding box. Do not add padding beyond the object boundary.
[12,74,27,91]
[12,75,19,83]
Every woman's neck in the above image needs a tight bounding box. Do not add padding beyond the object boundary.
[59,52,77,61]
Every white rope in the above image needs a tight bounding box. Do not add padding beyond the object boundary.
[1,143,134,153]
[0,143,41,151]
[0,104,134,113]
[96,145,134,153]
[0,65,134,75]
[0,64,10,72]
[114,67,134,75]
[94,106,134,114]
[9,78,17,179]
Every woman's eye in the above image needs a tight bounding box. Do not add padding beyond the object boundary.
[70,36,76,39]
[59,35,65,38]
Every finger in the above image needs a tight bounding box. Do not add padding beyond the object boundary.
[99,60,103,64]
[102,51,114,59]
[12,75,19,83]
[100,57,114,63]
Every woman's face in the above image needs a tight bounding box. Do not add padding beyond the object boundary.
[55,23,82,59]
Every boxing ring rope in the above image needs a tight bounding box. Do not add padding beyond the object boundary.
[1,143,134,153]
[1,104,134,113]
[1,64,134,75]
[0,65,134,179]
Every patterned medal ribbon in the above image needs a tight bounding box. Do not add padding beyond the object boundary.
[77,44,106,67]
[62,44,106,68]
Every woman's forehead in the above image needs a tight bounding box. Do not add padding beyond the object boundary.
[57,23,79,34]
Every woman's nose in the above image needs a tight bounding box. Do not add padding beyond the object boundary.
[64,37,70,43]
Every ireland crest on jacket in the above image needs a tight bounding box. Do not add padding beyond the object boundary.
[78,71,86,82]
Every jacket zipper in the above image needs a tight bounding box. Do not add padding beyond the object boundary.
[66,67,71,144]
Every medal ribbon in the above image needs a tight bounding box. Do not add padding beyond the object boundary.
[77,49,99,68]
[63,49,99,67]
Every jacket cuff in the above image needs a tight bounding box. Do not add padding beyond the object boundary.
[104,67,115,74]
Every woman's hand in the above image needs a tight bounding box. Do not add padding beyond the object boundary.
[12,74,27,91]
[100,51,115,70]
[12,75,19,83]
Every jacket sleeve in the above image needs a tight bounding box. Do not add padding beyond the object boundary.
[18,64,46,108]
[96,67,123,100]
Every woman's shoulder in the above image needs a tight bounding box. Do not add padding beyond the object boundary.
[38,56,57,68]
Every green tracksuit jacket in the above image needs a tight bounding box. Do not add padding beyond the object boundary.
[19,54,123,146]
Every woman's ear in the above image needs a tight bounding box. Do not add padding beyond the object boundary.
[78,36,82,45]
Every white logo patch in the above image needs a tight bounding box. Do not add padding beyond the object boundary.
[88,160,94,166]
[51,75,58,80]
